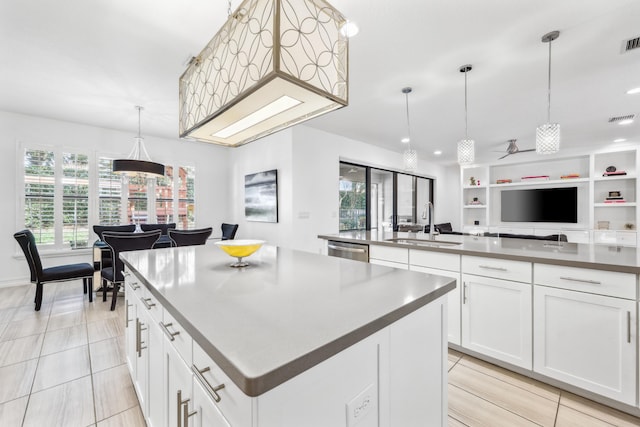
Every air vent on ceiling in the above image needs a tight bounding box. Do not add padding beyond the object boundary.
[608,114,636,123]
[623,36,640,52]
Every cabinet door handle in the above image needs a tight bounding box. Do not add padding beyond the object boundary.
[136,318,147,357]
[130,282,140,291]
[559,277,602,285]
[160,322,180,341]
[141,297,156,310]
[177,390,183,427]
[627,311,631,344]
[463,282,467,304]
[192,364,225,403]
[125,301,133,327]
[183,400,197,427]
[478,265,508,272]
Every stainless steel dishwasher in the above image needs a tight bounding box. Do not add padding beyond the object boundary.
[327,240,369,262]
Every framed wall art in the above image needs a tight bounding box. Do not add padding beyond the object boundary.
[244,169,278,222]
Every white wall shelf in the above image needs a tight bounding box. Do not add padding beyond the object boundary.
[460,148,640,246]
[489,178,589,188]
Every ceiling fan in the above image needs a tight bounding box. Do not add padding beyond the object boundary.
[497,139,535,160]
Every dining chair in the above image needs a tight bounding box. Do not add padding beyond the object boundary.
[101,230,161,310]
[140,223,176,248]
[221,223,238,240]
[168,227,213,247]
[14,229,95,311]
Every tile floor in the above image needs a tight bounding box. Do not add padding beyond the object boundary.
[1,281,640,426]
[0,281,146,427]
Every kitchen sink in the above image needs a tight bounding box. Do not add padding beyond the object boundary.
[385,238,462,247]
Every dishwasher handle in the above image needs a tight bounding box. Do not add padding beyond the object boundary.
[327,244,368,254]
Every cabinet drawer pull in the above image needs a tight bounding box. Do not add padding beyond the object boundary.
[192,364,225,403]
[478,265,508,272]
[559,276,602,285]
[141,297,156,310]
[463,282,467,304]
[160,322,180,341]
[130,282,140,291]
[627,311,631,344]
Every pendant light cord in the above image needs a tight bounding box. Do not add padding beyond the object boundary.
[464,69,469,139]
[404,90,412,148]
[547,39,552,122]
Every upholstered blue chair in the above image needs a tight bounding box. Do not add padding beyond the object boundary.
[168,227,213,247]
[221,223,238,240]
[14,229,95,311]
[140,223,176,248]
[101,230,161,310]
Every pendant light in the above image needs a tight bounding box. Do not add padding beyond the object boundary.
[457,64,475,164]
[112,106,165,177]
[536,30,560,154]
[401,87,417,171]
[179,0,349,147]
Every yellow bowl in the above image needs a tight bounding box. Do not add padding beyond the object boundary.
[215,239,265,259]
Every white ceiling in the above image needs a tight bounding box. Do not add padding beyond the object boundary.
[1,0,639,165]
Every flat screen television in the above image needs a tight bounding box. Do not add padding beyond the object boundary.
[501,187,578,223]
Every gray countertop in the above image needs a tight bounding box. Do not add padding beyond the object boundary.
[318,231,640,274]
[120,244,455,397]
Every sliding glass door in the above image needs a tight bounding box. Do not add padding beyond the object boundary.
[339,161,433,231]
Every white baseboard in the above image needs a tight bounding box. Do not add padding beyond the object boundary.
[0,277,30,289]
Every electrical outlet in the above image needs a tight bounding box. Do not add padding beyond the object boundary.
[346,383,376,427]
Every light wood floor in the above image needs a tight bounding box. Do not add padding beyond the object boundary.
[1,282,639,426]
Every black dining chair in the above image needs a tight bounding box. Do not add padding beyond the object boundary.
[101,230,161,311]
[168,227,213,247]
[221,223,238,240]
[14,229,95,311]
[140,223,176,248]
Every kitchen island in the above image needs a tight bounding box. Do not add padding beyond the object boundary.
[121,244,455,427]
[319,231,640,416]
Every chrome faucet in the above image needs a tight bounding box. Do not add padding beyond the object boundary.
[421,202,436,240]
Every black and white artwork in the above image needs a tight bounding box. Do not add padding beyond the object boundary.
[244,169,278,222]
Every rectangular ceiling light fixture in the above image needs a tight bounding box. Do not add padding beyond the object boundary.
[179,0,349,147]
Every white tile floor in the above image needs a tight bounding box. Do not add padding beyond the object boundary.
[0,281,145,427]
[1,281,640,426]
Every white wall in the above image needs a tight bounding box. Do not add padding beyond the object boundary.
[0,110,230,286]
[289,126,455,253]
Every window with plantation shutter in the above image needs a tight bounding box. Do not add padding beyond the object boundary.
[97,158,122,225]
[24,149,56,245]
[62,153,90,248]
[178,166,196,229]
[127,174,149,225]
[155,165,174,224]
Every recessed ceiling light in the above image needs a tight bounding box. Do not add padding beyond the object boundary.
[614,138,627,142]
[433,150,442,156]
[627,87,640,95]
[618,119,634,125]
[401,137,410,143]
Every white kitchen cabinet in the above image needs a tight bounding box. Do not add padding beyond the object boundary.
[192,378,230,427]
[369,245,408,269]
[533,285,636,405]
[461,274,532,369]
[125,287,137,377]
[146,308,166,427]
[167,337,195,427]
[411,264,460,345]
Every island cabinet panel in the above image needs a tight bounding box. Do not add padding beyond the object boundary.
[462,255,531,283]
[369,245,409,266]
[193,379,231,427]
[125,284,138,378]
[461,274,532,369]
[534,263,636,300]
[411,265,461,345]
[533,285,637,405]
[409,250,461,345]
[192,342,252,427]
[146,308,166,427]
[167,339,195,427]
